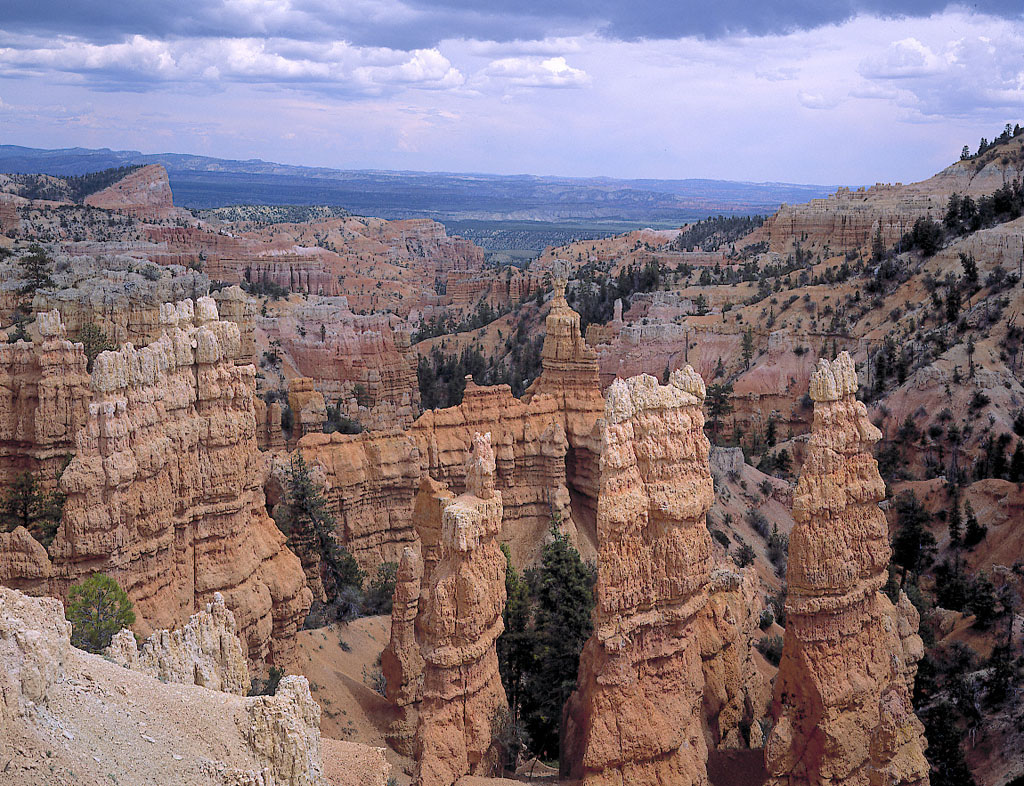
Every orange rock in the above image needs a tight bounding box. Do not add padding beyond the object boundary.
[413,433,508,786]
[764,353,929,786]
[562,368,714,786]
[0,302,312,667]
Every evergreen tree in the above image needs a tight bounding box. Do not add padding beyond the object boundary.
[920,701,977,786]
[705,382,734,444]
[891,491,936,587]
[968,571,998,628]
[520,525,595,760]
[497,543,534,726]
[0,470,64,548]
[17,244,56,296]
[741,328,754,370]
[275,453,364,623]
[75,324,115,372]
[65,573,136,654]
[947,493,963,546]
[1010,440,1024,483]
[963,501,987,547]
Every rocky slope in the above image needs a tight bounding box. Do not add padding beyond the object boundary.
[105,591,251,695]
[763,354,929,786]
[562,369,714,786]
[0,585,390,786]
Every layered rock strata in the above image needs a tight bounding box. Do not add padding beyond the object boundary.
[105,591,250,694]
[0,301,311,666]
[0,309,91,486]
[299,276,604,571]
[764,353,929,786]
[562,368,714,786]
[412,433,508,786]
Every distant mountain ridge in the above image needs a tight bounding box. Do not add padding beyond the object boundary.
[0,145,840,224]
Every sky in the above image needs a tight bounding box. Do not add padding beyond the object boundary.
[0,1,1022,185]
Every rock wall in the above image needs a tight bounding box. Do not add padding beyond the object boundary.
[83,164,188,222]
[562,368,714,786]
[763,353,929,786]
[31,257,211,349]
[0,300,312,666]
[752,141,1024,254]
[105,591,250,694]
[299,274,604,571]
[0,311,91,486]
[413,432,507,786]
[262,296,420,429]
[698,567,768,750]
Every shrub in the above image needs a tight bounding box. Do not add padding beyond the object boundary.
[756,634,784,666]
[758,609,775,630]
[732,542,756,568]
[362,561,398,616]
[65,573,135,654]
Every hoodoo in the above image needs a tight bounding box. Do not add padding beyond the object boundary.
[764,352,930,786]
[412,432,508,786]
[562,368,714,786]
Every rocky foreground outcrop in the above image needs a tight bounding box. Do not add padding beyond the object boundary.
[0,300,311,666]
[106,591,250,695]
[562,369,714,786]
[0,585,389,786]
[764,353,929,786]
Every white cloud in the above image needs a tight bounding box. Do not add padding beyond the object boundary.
[0,35,463,94]
[859,37,944,79]
[479,55,589,88]
[797,90,839,110]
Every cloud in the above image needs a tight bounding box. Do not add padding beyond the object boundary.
[2,0,1023,52]
[859,37,944,78]
[479,55,589,88]
[797,90,840,109]
[855,21,1024,116]
[0,35,464,95]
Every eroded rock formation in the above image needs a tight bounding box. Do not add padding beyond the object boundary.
[412,433,508,786]
[299,275,604,571]
[106,591,250,695]
[0,585,388,786]
[562,368,714,786]
[764,353,929,786]
[0,301,311,666]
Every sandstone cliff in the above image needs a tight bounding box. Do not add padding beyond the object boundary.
[0,301,311,666]
[299,275,603,572]
[764,353,929,786]
[413,433,508,786]
[83,164,188,221]
[0,585,389,786]
[106,591,250,694]
[562,368,714,786]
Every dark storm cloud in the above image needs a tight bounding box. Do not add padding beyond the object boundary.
[3,0,1022,49]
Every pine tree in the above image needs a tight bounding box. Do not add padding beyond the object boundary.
[0,470,64,548]
[520,524,595,760]
[963,501,987,548]
[497,543,534,725]
[705,382,734,444]
[75,324,115,372]
[1009,440,1024,483]
[947,493,963,546]
[65,573,135,654]
[891,491,936,587]
[741,328,754,370]
[17,244,55,296]
[275,453,364,623]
